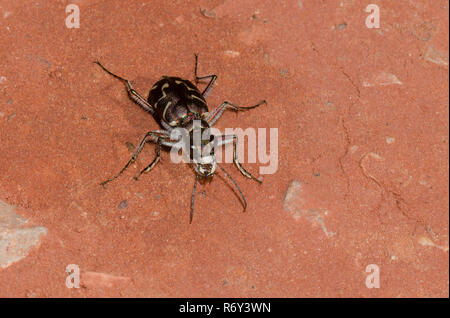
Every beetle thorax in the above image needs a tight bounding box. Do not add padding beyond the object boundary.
[188,119,217,178]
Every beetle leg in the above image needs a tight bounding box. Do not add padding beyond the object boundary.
[94,61,155,114]
[100,130,170,187]
[194,54,217,98]
[190,174,199,223]
[215,134,262,184]
[215,134,234,147]
[217,163,247,212]
[206,100,266,126]
[134,139,163,181]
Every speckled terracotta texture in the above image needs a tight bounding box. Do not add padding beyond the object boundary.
[0,0,448,297]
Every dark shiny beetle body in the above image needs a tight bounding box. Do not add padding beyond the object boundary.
[150,76,208,129]
[95,55,266,223]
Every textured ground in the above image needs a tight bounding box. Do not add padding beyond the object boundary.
[0,0,448,297]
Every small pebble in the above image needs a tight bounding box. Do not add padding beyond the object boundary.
[118,200,128,209]
[386,137,395,144]
[135,192,144,199]
[338,23,347,30]
[125,141,136,152]
[7,113,16,122]
[200,8,216,18]
[224,50,240,58]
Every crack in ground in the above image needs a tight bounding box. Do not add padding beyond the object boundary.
[337,117,351,202]
[340,70,361,98]
[358,153,436,240]
[309,41,358,208]
[310,41,361,98]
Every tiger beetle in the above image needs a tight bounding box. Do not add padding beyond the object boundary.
[95,55,266,223]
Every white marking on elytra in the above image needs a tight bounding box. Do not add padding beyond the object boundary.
[191,94,206,104]
[156,82,169,104]
[175,79,196,91]
[162,101,172,122]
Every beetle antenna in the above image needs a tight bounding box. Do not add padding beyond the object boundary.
[217,163,247,211]
[190,174,199,223]
[94,61,129,82]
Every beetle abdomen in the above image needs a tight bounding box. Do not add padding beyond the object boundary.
[149,76,208,128]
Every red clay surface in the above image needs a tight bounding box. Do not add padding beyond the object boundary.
[0,0,448,297]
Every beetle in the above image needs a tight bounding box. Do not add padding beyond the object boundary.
[95,55,266,222]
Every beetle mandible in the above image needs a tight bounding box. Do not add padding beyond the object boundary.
[95,55,266,223]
